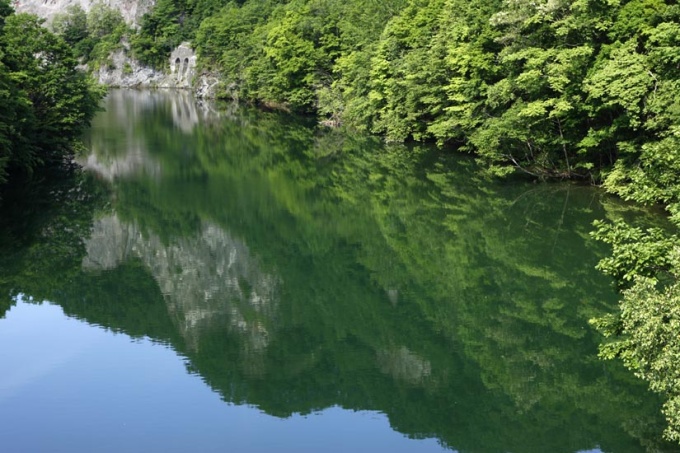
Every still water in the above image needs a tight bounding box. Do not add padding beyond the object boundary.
[0,90,673,452]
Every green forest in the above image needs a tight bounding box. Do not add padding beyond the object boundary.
[0,0,101,188]
[4,0,680,445]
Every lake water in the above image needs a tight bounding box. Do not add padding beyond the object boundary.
[0,90,674,452]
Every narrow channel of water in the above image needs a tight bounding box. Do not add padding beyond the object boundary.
[0,90,674,452]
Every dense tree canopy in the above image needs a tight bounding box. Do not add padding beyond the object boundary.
[51,2,127,65]
[0,0,102,191]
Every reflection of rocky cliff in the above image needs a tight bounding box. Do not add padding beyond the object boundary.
[377,347,431,385]
[82,214,279,355]
[80,147,161,182]
[169,87,201,133]
[81,90,222,180]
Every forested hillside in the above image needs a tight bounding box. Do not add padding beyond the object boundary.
[0,0,102,189]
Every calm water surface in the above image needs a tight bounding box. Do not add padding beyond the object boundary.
[0,90,674,452]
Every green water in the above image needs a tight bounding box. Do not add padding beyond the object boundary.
[0,90,674,452]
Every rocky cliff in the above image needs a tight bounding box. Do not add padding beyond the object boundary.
[13,0,216,93]
[94,42,198,89]
[13,0,154,27]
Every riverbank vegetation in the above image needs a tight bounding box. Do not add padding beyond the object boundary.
[0,0,102,191]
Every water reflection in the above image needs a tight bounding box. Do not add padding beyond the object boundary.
[0,89,675,452]
[81,90,224,181]
[83,214,279,355]
[1,300,449,453]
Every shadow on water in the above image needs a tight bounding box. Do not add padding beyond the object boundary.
[0,89,677,452]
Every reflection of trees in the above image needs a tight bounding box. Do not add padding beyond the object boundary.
[0,165,107,319]
[1,90,674,452]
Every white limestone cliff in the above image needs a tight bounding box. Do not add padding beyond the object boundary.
[13,0,154,27]
[94,42,198,89]
[13,0,218,94]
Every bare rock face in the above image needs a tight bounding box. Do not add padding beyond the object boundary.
[13,0,202,91]
[95,42,198,89]
[194,74,221,99]
[13,0,154,27]
[95,48,166,88]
